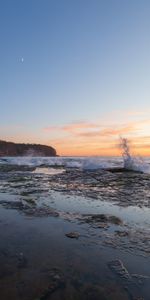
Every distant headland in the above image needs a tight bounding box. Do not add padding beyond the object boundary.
[0,140,57,157]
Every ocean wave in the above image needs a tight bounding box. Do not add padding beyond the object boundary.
[0,155,149,173]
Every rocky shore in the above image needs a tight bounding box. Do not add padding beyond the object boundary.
[0,163,150,300]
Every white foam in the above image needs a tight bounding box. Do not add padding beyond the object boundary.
[33,167,65,175]
[1,152,150,174]
[82,158,109,170]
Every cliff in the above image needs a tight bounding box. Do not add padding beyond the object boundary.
[0,140,57,157]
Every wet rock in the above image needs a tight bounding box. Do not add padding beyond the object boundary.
[65,232,80,239]
[115,230,129,237]
[82,214,123,226]
[132,274,150,280]
[89,214,108,222]
[108,215,123,225]
[38,268,65,299]
[0,164,35,172]
[104,240,117,247]
[96,223,109,229]
[106,167,140,173]
[131,273,150,285]
[25,207,59,217]
[20,188,48,196]
[23,197,36,206]
[0,200,28,210]
[108,259,131,280]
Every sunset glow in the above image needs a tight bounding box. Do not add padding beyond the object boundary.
[1,111,149,156]
[0,1,149,157]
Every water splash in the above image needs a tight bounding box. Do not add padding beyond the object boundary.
[120,137,150,173]
[119,137,133,169]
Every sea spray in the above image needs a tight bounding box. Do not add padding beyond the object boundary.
[120,137,150,173]
[119,137,133,169]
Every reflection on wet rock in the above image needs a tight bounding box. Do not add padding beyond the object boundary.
[0,163,149,300]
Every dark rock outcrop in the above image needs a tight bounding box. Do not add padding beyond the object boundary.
[0,140,57,156]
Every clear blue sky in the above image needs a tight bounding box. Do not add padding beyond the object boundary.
[0,0,150,154]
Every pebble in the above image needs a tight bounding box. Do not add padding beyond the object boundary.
[65,232,80,239]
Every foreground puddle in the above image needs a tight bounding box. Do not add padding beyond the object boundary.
[32,167,65,175]
[0,165,150,299]
[0,205,149,300]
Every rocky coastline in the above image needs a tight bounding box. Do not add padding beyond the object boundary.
[0,140,57,156]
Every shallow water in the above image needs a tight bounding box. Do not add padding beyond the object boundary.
[0,157,150,299]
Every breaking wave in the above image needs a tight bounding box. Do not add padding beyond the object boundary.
[0,156,119,169]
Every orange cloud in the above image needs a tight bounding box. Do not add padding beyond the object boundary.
[62,121,99,132]
[43,121,100,135]
[43,126,59,132]
[77,125,135,138]
[100,125,136,136]
[3,110,149,156]
[45,117,150,156]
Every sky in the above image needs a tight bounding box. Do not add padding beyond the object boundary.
[0,0,150,156]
